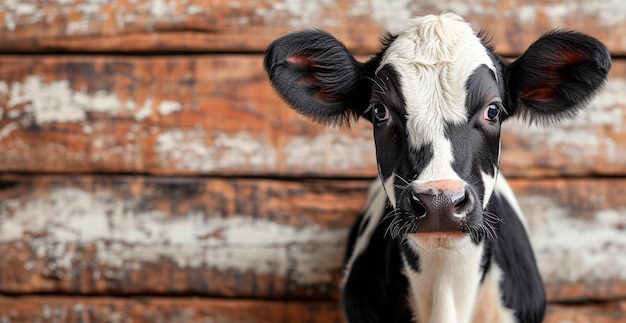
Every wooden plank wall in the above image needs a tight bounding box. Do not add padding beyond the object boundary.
[0,1,625,322]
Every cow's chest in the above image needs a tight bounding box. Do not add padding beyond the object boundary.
[402,239,516,323]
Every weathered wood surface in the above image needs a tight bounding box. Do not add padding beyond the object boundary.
[0,175,624,302]
[510,179,626,302]
[0,175,361,299]
[0,296,623,323]
[0,297,344,323]
[1,56,624,177]
[1,0,626,55]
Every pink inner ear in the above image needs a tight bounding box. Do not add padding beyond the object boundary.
[524,87,557,100]
[286,53,314,68]
[547,50,589,71]
[315,90,343,104]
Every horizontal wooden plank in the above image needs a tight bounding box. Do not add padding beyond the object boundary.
[1,0,626,55]
[0,296,344,323]
[0,175,624,302]
[546,301,626,323]
[0,296,623,323]
[0,175,363,299]
[0,56,625,177]
[509,179,626,302]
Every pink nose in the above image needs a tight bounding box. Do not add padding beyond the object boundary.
[409,180,475,233]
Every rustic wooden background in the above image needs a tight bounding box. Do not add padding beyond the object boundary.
[0,1,625,322]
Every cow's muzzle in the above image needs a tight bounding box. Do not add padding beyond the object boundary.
[403,179,477,233]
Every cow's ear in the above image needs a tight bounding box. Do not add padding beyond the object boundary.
[505,31,611,123]
[264,30,370,126]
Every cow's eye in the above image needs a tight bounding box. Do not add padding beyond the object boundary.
[484,103,501,122]
[372,103,389,122]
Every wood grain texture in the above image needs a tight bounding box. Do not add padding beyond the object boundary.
[0,56,624,177]
[0,296,344,323]
[510,179,626,302]
[0,175,624,302]
[0,175,363,299]
[1,0,626,55]
[0,296,623,323]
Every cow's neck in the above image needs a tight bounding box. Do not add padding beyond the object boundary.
[403,236,483,323]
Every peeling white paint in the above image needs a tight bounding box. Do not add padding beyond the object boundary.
[255,0,340,28]
[370,0,412,33]
[284,132,374,171]
[348,0,499,33]
[0,187,347,285]
[0,81,8,95]
[186,4,206,15]
[514,0,626,28]
[155,129,277,172]
[5,75,156,125]
[134,98,154,121]
[148,0,176,19]
[505,78,626,164]
[9,76,87,125]
[2,0,626,38]
[0,0,208,35]
[0,123,19,142]
[519,196,626,282]
[157,100,181,116]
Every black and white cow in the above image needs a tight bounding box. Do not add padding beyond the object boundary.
[264,13,610,323]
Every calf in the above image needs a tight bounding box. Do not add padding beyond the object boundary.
[264,13,610,323]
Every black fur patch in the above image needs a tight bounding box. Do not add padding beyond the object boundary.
[400,241,421,273]
[488,193,547,322]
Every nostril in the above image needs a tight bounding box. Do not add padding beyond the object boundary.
[410,193,427,219]
[454,190,472,212]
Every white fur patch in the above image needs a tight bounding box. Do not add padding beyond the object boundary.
[342,179,387,286]
[382,172,397,208]
[380,13,496,185]
[415,136,463,184]
[494,175,528,231]
[481,168,497,209]
[404,236,483,323]
[472,264,517,323]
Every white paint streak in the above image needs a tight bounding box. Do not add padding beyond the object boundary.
[255,0,340,28]
[349,0,498,32]
[0,187,347,285]
[370,0,412,33]
[519,196,626,282]
[0,81,8,95]
[148,0,176,19]
[284,132,373,171]
[9,76,87,125]
[6,75,155,125]
[0,123,19,142]
[513,0,626,28]
[155,129,277,172]
[0,0,208,35]
[157,100,182,116]
[134,98,154,121]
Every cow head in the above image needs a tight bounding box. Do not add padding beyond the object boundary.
[264,13,610,248]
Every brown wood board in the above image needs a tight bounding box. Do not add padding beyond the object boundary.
[0,296,623,323]
[0,56,624,177]
[1,1,626,55]
[0,175,624,302]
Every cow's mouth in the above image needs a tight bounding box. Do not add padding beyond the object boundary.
[408,231,471,249]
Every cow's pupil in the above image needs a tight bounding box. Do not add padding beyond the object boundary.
[373,104,388,122]
[486,104,500,120]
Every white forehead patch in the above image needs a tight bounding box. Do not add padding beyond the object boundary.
[379,13,496,150]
